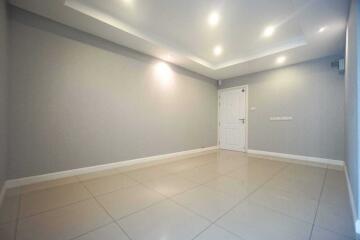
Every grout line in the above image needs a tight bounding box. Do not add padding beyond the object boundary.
[78,179,134,240]
[117,175,216,237]
[114,198,168,221]
[118,158,294,240]
[190,163,290,240]
[114,221,134,240]
[75,181,140,199]
[68,222,118,240]
[308,167,328,240]
[15,196,93,221]
[10,152,333,240]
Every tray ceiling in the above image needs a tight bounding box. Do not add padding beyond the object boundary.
[9,0,350,79]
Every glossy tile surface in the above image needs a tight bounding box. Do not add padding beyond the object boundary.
[194,225,244,240]
[217,200,313,240]
[315,202,355,238]
[19,182,92,218]
[172,186,238,221]
[0,150,355,240]
[96,185,164,219]
[118,200,210,240]
[144,174,199,197]
[81,173,138,196]
[249,185,318,223]
[311,227,354,240]
[74,223,129,240]
[17,199,112,240]
[204,176,258,200]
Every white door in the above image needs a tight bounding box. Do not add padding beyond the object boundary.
[219,87,247,152]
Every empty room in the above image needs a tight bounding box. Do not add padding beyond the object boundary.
[0,0,359,240]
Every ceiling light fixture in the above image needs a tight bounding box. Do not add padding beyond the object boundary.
[318,26,327,33]
[208,11,220,27]
[213,45,223,56]
[263,26,276,37]
[276,56,286,64]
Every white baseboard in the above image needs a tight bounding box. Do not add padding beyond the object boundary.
[344,164,360,235]
[247,149,344,167]
[5,146,218,189]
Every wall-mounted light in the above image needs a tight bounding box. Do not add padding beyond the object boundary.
[153,62,174,89]
[276,56,286,64]
[213,45,223,56]
[318,26,327,33]
[208,11,220,27]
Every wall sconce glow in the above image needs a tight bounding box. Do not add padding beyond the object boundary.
[153,62,174,88]
[213,45,223,56]
[276,56,286,64]
[263,26,276,37]
[318,26,327,33]
[122,0,134,6]
[208,11,220,27]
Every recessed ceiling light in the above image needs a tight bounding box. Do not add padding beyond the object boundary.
[208,11,220,27]
[276,56,286,64]
[318,26,327,33]
[263,26,276,37]
[213,45,223,56]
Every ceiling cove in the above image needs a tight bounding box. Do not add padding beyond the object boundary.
[65,0,308,70]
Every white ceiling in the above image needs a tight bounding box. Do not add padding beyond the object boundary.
[9,0,350,80]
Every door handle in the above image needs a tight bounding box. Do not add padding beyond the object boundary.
[239,118,246,123]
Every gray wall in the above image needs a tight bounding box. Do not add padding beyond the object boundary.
[0,0,8,189]
[220,56,345,161]
[345,0,360,220]
[8,8,218,179]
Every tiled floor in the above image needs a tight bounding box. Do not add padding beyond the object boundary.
[0,150,356,240]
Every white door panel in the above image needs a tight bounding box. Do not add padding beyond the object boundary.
[219,88,247,152]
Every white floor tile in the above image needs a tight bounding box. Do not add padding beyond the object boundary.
[311,227,355,240]
[74,223,129,240]
[3,150,354,240]
[249,186,318,223]
[144,175,199,197]
[124,166,172,183]
[204,176,257,200]
[118,200,210,240]
[172,186,238,221]
[17,199,112,240]
[82,173,138,196]
[266,174,323,200]
[217,200,312,240]
[176,165,223,184]
[194,225,244,240]
[315,202,355,238]
[96,185,164,219]
[19,182,92,218]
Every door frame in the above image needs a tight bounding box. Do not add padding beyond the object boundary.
[218,85,249,152]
